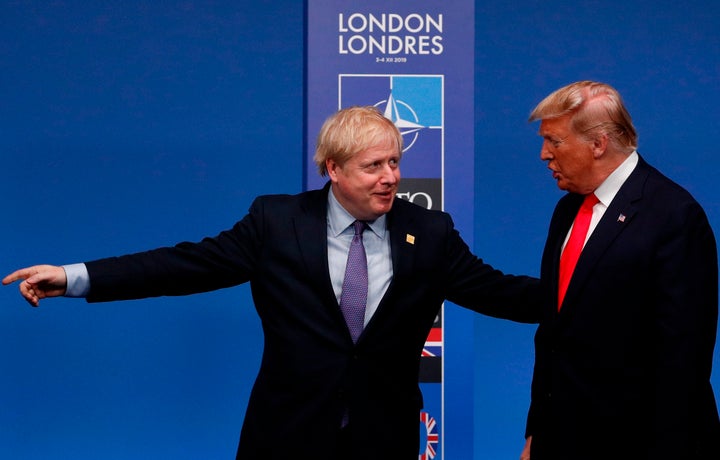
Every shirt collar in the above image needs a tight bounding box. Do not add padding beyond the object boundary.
[593,151,639,207]
[327,187,387,238]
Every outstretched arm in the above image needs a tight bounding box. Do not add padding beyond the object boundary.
[2,265,67,307]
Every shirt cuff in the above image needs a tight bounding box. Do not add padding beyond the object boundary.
[63,263,90,297]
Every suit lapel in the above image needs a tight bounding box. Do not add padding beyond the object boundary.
[293,184,340,310]
[360,199,418,337]
[560,158,650,312]
[387,201,419,284]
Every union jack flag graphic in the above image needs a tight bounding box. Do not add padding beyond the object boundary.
[419,410,439,459]
[422,327,442,357]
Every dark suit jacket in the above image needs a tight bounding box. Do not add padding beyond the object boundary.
[84,183,540,460]
[527,156,720,459]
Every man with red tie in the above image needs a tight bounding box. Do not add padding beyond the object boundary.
[520,81,720,460]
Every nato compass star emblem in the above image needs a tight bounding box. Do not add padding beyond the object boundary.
[337,74,443,178]
[375,93,425,152]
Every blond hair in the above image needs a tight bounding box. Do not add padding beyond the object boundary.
[314,106,403,176]
[529,81,638,152]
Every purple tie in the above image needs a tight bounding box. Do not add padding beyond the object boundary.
[339,220,368,343]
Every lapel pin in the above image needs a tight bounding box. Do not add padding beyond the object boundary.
[406,234,415,245]
[617,213,626,223]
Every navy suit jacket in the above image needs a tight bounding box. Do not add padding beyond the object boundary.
[528,156,720,459]
[84,183,540,460]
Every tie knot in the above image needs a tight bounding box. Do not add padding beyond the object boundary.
[352,220,366,236]
[583,193,599,210]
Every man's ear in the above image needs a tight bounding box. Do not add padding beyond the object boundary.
[326,159,339,182]
[591,133,609,159]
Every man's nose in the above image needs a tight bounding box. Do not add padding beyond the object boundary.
[381,164,398,183]
[540,142,553,161]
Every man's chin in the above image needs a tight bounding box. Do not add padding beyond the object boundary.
[369,200,394,219]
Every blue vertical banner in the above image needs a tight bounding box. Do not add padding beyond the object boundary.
[306,2,475,458]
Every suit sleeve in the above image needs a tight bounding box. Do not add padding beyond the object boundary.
[84,197,265,302]
[441,213,542,323]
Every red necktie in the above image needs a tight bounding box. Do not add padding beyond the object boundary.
[558,193,599,310]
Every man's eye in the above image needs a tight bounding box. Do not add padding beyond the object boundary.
[544,136,566,148]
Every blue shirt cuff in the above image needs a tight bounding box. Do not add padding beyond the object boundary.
[63,263,90,297]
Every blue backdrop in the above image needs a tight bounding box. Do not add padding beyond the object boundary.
[1,1,718,459]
